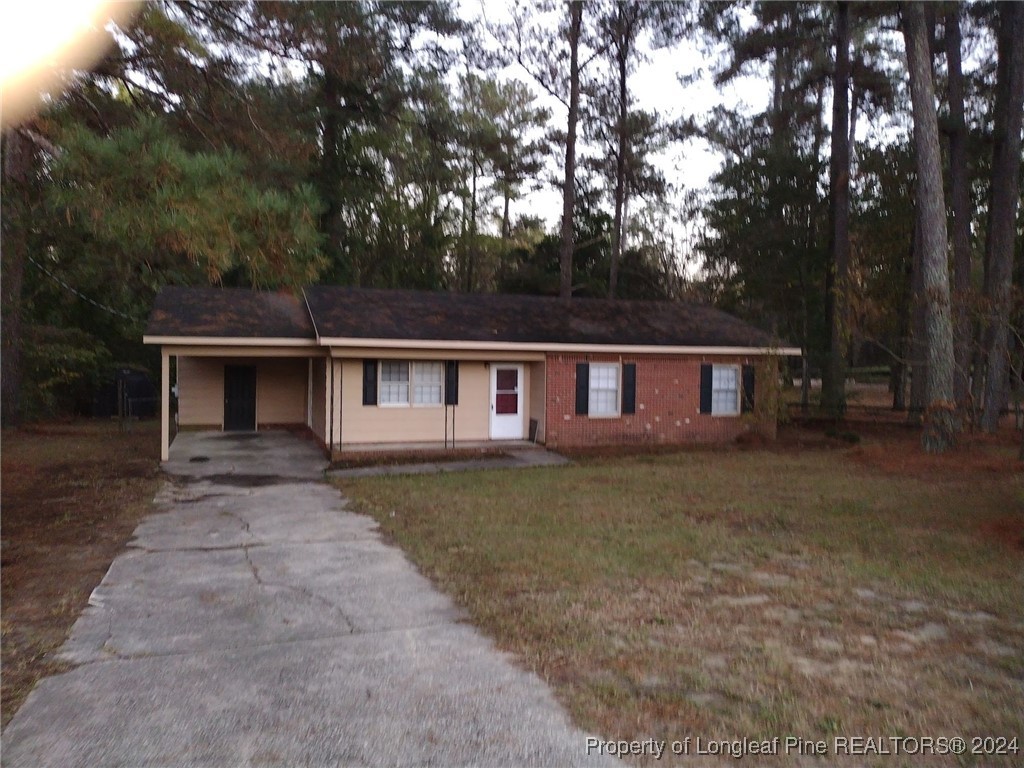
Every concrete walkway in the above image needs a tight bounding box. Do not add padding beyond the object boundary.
[2,432,609,767]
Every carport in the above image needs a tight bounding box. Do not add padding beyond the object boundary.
[144,288,326,461]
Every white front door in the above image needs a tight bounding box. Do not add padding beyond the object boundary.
[489,364,524,440]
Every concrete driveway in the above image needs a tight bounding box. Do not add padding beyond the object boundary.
[2,431,610,767]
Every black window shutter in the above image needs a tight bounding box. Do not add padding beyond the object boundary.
[575,362,590,415]
[699,363,713,414]
[445,361,459,406]
[622,363,636,414]
[742,365,756,413]
[362,360,377,406]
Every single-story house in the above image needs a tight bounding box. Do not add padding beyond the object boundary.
[144,286,799,461]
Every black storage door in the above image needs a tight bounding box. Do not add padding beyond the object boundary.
[224,365,257,431]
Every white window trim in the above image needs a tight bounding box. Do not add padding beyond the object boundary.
[588,362,621,419]
[378,361,410,408]
[378,360,445,408]
[411,361,444,408]
[710,363,741,417]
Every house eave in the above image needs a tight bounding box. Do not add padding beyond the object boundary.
[142,334,800,358]
[143,336,319,347]
[317,337,801,357]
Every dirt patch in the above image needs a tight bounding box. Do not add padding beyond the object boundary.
[979,517,1024,552]
[1,420,161,728]
[556,422,891,460]
[848,427,1021,480]
[733,430,772,449]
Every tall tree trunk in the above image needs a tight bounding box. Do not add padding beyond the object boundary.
[848,85,860,167]
[908,210,928,419]
[822,0,851,418]
[945,4,973,410]
[609,4,629,300]
[894,217,916,411]
[318,70,346,282]
[771,45,785,144]
[969,318,988,427]
[800,289,810,412]
[0,129,33,427]
[458,193,468,290]
[980,2,1024,431]
[559,0,582,300]
[467,152,479,293]
[501,188,511,241]
[902,1,958,452]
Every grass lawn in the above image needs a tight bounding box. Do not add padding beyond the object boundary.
[1,420,161,727]
[340,425,1023,766]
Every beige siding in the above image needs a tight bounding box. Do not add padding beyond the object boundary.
[178,357,308,430]
[338,359,491,445]
[329,359,342,448]
[177,357,223,428]
[456,362,490,441]
[257,359,307,426]
[178,351,537,445]
[310,358,327,443]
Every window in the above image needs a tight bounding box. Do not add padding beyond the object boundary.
[711,365,740,415]
[380,361,410,405]
[589,363,620,416]
[412,362,443,405]
[576,362,636,416]
[377,361,444,406]
[495,368,519,414]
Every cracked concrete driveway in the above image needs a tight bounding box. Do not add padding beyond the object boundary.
[2,431,610,767]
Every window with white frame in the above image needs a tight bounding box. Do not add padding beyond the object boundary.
[380,361,410,405]
[711,365,740,415]
[378,361,446,406]
[412,362,443,405]
[589,363,620,416]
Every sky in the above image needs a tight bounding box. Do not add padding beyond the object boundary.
[0,0,767,244]
[461,0,771,236]
[2,0,857,266]
[0,0,139,127]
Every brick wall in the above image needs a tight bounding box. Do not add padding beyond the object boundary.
[543,353,777,449]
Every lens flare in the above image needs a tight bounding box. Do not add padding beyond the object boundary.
[1,1,139,127]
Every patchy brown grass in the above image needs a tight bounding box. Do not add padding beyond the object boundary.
[1,420,160,727]
[340,425,1023,766]
[847,427,1021,479]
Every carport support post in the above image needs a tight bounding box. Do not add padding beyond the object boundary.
[161,350,170,462]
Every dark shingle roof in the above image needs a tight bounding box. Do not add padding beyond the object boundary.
[146,285,785,349]
[146,287,315,339]
[302,287,780,348]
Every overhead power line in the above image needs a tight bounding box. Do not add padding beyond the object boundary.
[26,255,136,321]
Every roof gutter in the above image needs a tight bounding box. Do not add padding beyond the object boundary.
[142,336,319,347]
[142,334,801,358]
[318,336,802,357]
